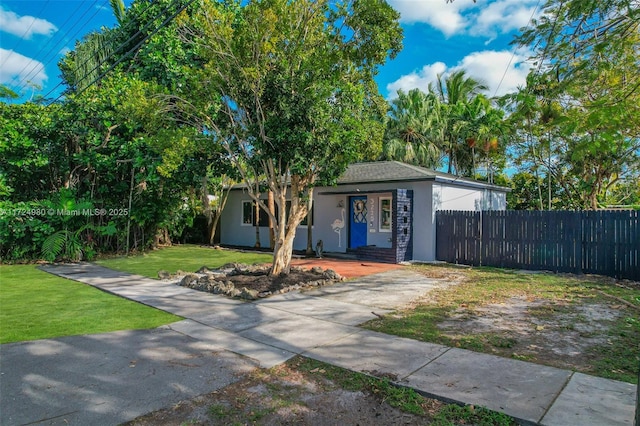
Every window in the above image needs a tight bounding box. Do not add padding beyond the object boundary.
[242,200,313,227]
[285,200,314,226]
[379,197,391,232]
[242,200,254,226]
[242,200,269,226]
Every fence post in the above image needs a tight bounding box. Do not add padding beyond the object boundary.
[479,210,483,266]
[575,211,583,275]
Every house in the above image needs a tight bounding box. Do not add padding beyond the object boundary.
[219,161,509,263]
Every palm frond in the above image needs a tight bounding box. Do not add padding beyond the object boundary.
[41,231,71,262]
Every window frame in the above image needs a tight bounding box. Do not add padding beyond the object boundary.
[241,199,313,227]
[379,197,392,232]
[241,200,254,226]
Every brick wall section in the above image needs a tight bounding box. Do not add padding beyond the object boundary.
[357,189,413,264]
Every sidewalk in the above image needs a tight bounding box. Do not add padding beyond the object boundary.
[4,263,637,425]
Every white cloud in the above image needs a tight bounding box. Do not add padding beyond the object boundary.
[0,48,47,88]
[470,0,541,40]
[454,50,532,96]
[0,7,57,39]
[388,0,540,39]
[385,49,533,99]
[388,0,475,36]
[386,61,447,98]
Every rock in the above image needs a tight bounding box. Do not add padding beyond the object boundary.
[157,270,171,280]
[311,266,324,274]
[198,274,218,284]
[196,266,212,274]
[239,287,259,300]
[221,262,245,271]
[211,281,235,294]
[291,266,304,273]
[322,269,342,281]
[179,273,200,287]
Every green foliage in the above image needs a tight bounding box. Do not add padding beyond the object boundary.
[382,89,443,168]
[177,0,402,274]
[3,0,230,262]
[383,70,508,180]
[0,201,55,261]
[509,0,640,209]
[41,224,95,262]
[296,357,427,415]
[0,102,59,201]
[432,404,515,426]
[0,84,18,99]
[506,171,571,210]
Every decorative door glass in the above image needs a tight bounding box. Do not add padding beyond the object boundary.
[352,199,367,223]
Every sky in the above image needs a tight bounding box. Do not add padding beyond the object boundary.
[0,0,542,103]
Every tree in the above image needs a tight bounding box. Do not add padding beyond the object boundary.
[382,89,442,168]
[510,0,640,209]
[429,70,490,175]
[177,0,402,275]
[383,73,507,180]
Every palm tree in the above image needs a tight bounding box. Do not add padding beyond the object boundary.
[383,89,443,169]
[72,0,126,92]
[429,70,488,175]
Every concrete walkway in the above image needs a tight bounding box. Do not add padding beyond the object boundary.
[3,263,637,426]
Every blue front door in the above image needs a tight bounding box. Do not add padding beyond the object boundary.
[349,196,367,248]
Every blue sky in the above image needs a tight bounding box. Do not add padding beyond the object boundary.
[0,0,541,103]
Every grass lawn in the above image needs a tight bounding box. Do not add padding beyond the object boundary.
[96,245,273,278]
[365,265,640,384]
[0,264,181,344]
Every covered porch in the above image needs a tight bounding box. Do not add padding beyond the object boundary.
[315,189,413,264]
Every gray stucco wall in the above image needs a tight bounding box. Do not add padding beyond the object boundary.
[220,180,507,262]
[220,189,311,250]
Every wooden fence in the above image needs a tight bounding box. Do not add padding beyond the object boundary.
[436,210,640,281]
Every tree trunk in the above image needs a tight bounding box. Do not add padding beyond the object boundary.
[589,192,599,210]
[269,175,311,276]
[535,169,544,210]
[271,231,295,275]
[268,190,275,249]
[208,214,220,245]
[305,192,314,256]
[254,200,261,248]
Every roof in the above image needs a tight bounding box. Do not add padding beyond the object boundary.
[231,161,511,192]
[337,161,510,192]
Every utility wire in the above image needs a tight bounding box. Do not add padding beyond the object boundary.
[44,0,195,104]
[13,0,105,93]
[0,0,51,68]
[492,0,542,98]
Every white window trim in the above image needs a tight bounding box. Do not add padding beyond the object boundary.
[379,197,392,232]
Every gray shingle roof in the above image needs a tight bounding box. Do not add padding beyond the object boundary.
[338,161,436,183]
[337,161,510,191]
[231,161,510,191]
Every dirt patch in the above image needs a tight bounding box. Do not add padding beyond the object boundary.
[437,296,625,371]
[124,357,443,426]
[399,265,640,379]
